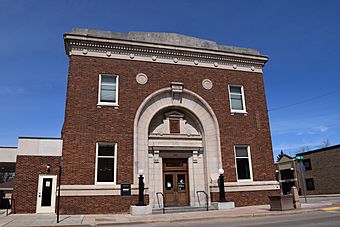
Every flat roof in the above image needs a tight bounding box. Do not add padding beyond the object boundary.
[65,28,261,56]
[18,137,61,140]
[296,144,340,156]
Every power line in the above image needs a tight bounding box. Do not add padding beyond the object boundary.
[268,89,340,112]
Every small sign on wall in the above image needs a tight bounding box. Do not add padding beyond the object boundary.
[120,183,131,196]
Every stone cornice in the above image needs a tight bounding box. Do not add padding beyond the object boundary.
[64,34,268,73]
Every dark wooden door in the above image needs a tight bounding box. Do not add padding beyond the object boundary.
[163,159,189,206]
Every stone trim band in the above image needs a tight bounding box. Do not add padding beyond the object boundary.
[64,34,268,73]
[59,181,279,196]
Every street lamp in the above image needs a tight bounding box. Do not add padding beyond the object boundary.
[218,168,227,202]
[137,169,145,206]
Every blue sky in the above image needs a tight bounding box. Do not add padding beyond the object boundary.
[1,0,339,159]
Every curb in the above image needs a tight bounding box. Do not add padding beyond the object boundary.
[95,208,319,226]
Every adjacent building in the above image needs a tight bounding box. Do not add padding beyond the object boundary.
[296,144,340,195]
[10,28,279,214]
[0,146,17,208]
[275,154,299,195]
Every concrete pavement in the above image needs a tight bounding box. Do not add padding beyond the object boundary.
[0,198,337,227]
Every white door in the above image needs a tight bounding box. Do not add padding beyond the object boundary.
[36,175,57,213]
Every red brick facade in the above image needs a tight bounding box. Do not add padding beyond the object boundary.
[62,56,276,186]
[12,30,279,214]
[13,156,60,213]
[60,195,149,214]
[211,190,280,207]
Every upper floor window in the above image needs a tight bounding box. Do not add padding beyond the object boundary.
[303,159,312,171]
[235,145,253,181]
[95,143,117,184]
[305,178,315,190]
[229,85,246,113]
[98,74,118,106]
[169,119,180,133]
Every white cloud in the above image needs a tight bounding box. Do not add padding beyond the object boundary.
[0,86,26,95]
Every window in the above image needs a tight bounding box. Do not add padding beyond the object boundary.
[235,146,253,180]
[98,74,118,105]
[229,85,246,112]
[306,178,315,190]
[280,169,294,180]
[303,159,312,171]
[95,143,117,184]
[169,119,180,133]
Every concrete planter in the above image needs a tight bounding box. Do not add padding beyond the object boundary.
[130,205,152,216]
[269,195,294,211]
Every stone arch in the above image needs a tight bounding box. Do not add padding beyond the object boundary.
[133,87,222,184]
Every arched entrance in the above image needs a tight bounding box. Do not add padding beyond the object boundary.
[134,83,222,207]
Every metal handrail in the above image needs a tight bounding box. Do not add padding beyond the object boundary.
[156,192,165,214]
[196,191,208,211]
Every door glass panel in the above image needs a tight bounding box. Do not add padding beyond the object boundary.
[41,178,53,206]
[165,174,173,190]
[177,174,185,191]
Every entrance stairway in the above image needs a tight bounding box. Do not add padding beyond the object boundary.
[152,205,218,214]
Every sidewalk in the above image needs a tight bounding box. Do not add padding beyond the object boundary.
[0,202,332,227]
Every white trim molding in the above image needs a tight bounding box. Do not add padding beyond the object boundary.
[210,181,280,192]
[97,74,119,106]
[59,184,148,196]
[229,85,247,114]
[64,33,268,73]
[234,145,253,181]
[95,142,117,184]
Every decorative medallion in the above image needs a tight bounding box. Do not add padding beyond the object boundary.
[173,58,178,63]
[251,66,255,71]
[202,79,213,90]
[233,64,237,69]
[136,73,148,85]
[82,49,88,55]
[194,60,199,65]
[129,53,135,59]
[152,56,157,61]
[214,62,218,67]
[106,51,111,57]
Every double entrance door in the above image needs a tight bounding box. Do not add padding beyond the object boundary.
[163,158,189,206]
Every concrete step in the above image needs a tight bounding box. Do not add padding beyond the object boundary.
[152,206,217,214]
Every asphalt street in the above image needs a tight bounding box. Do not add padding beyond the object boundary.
[115,210,340,227]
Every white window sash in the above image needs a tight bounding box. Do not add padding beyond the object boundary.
[234,145,253,181]
[95,143,117,185]
[229,85,246,113]
[98,74,119,106]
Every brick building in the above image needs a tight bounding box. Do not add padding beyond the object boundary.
[296,144,340,195]
[276,154,299,195]
[12,28,279,214]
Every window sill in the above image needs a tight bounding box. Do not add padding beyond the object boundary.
[97,102,119,109]
[231,111,248,116]
[95,182,116,186]
[237,179,253,182]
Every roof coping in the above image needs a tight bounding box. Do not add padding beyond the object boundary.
[66,28,261,56]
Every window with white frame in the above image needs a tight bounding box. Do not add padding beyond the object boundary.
[98,74,118,105]
[235,145,252,180]
[229,85,246,112]
[96,143,116,183]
